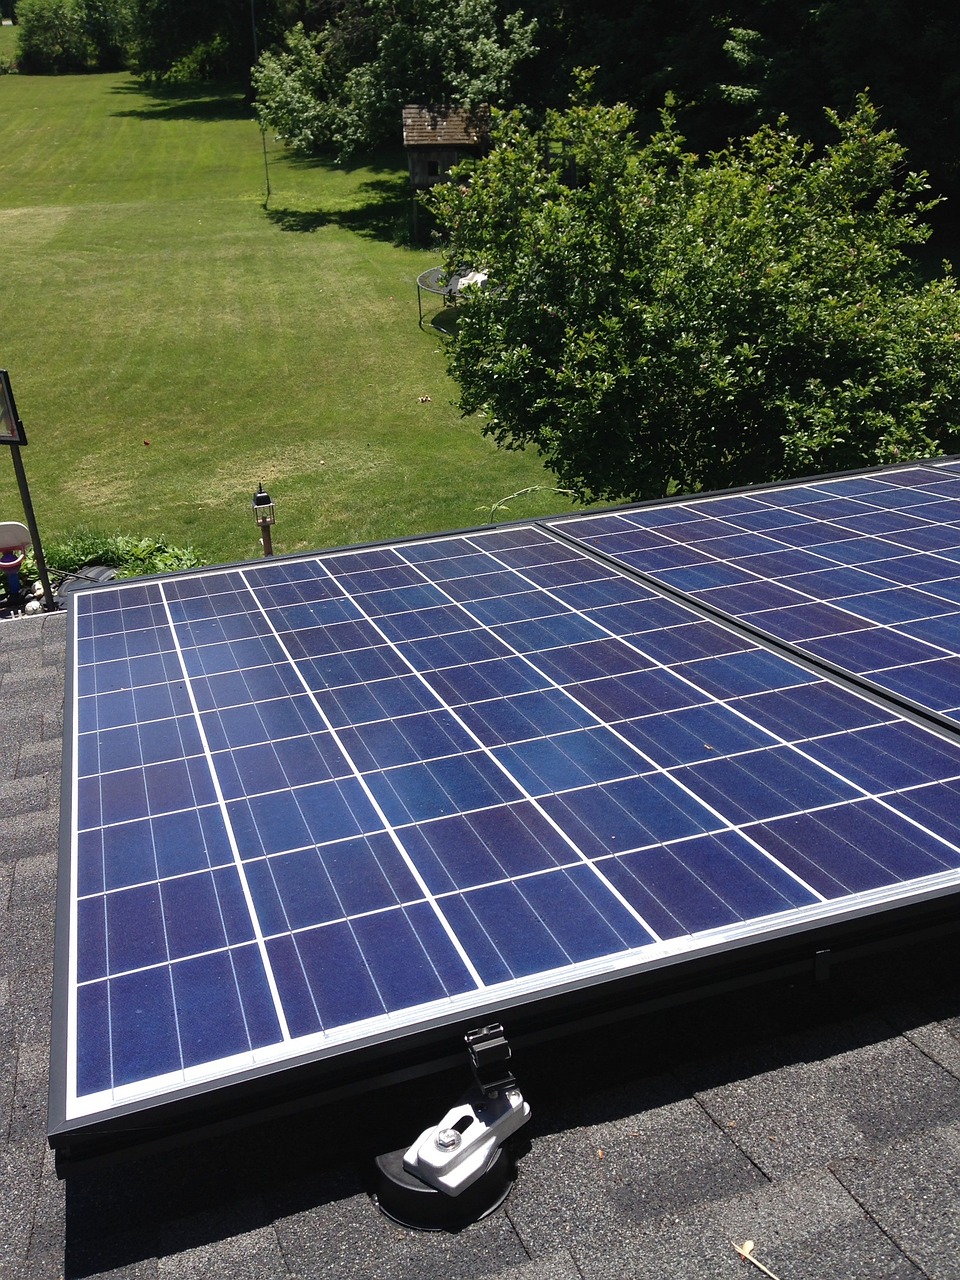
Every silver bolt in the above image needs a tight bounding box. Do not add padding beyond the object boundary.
[435,1128,462,1151]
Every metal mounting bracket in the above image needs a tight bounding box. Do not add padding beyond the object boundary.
[403,1082,530,1196]
[372,1022,531,1228]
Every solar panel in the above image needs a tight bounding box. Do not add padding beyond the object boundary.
[49,469,960,1168]
[549,459,960,721]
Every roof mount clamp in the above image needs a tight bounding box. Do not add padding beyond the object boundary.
[372,1023,531,1230]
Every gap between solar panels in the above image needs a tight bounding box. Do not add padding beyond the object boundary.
[541,519,960,752]
[48,459,960,1192]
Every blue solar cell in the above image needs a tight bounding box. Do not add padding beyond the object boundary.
[465,591,566,627]
[315,673,440,727]
[428,656,549,705]
[75,898,105,984]
[283,915,397,1027]
[616,702,775,767]
[353,583,445,616]
[350,903,476,1006]
[174,951,255,1069]
[439,869,652,984]
[396,628,509,669]
[885,524,960,552]
[300,644,413,690]
[92,716,200,773]
[742,602,869,641]
[608,542,716,572]
[530,638,654,685]
[654,561,760,592]
[803,722,960,792]
[457,687,598,745]
[108,966,181,1087]
[318,831,424,913]
[916,576,960,605]
[676,747,862,823]
[750,800,957,897]
[104,882,167,974]
[889,779,960,846]
[540,773,719,856]
[161,873,236,960]
[720,506,810,533]
[366,750,517,826]
[244,858,296,935]
[678,649,814,699]
[228,790,309,857]
[77,687,134,733]
[626,620,746,665]
[402,807,558,893]
[601,830,818,937]
[835,509,930,536]
[872,658,960,714]
[248,847,345,932]
[338,710,474,772]
[149,806,235,879]
[491,612,613,653]
[802,627,944,673]
[76,983,111,1096]
[901,614,960,651]
[732,683,885,741]
[696,580,810,614]
[580,665,713,719]
[200,693,318,750]
[492,728,645,796]
[510,864,653,958]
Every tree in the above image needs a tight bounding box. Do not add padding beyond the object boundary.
[253,0,538,156]
[14,0,134,73]
[15,0,95,71]
[130,0,252,81]
[427,86,960,502]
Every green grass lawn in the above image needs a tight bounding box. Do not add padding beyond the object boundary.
[0,72,582,566]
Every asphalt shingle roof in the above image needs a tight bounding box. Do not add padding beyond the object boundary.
[401,105,489,148]
[2,609,959,1279]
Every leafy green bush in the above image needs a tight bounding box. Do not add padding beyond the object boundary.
[16,0,92,73]
[429,87,960,501]
[164,33,232,84]
[20,530,204,592]
[14,0,131,73]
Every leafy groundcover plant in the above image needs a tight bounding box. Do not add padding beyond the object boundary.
[21,530,204,593]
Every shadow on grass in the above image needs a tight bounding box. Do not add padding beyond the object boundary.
[109,78,253,123]
[266,170,418,246]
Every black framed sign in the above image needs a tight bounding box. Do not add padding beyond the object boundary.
[0,370,27,445]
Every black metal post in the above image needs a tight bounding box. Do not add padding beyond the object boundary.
[9,443,55,611]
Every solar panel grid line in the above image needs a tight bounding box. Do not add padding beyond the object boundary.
[384,536,831,908]
[233,564,490,991]
[271,551,666,945]
[157,582,294,1043]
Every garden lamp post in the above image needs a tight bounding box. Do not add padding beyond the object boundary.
[252,484,275,556]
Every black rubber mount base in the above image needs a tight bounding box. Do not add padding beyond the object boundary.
[372,1145,516,1231]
